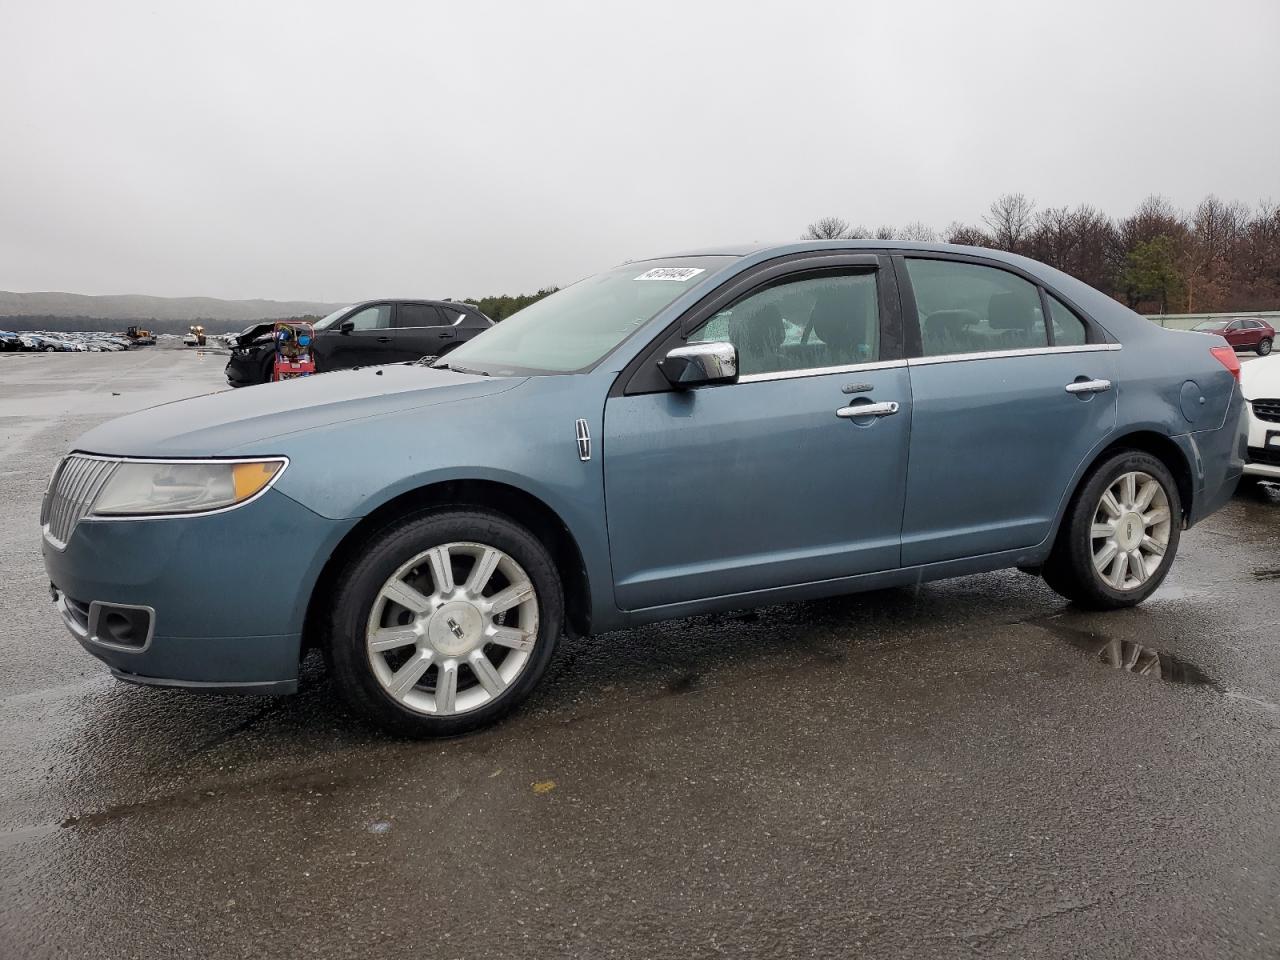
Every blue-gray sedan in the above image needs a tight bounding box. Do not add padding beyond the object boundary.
[40,242,1246,736]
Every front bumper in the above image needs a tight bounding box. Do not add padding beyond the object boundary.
[42,487,356,690]
[1244,401,1280,478]
[225,346,270,388]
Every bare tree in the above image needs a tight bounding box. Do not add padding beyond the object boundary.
[944,221,991,247]
[796,194,1280,313]
[983,193,1035,251]
[804,216,855,240]
[897,221,938,242]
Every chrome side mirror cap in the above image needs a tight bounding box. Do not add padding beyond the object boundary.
[658,342,738,389]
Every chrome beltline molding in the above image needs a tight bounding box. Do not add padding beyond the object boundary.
[907,343,1123,367]
[732,344,1121,384]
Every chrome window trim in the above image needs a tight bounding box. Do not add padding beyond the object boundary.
[736,358,907,384]
[907,343,1122,367]
[41,455,290,538]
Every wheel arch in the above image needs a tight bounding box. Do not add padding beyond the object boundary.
[302,478,592,653]
[1062,429,1195,532]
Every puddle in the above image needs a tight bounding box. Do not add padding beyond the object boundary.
[1151,581,1200,601]
[1038,621,1218,688]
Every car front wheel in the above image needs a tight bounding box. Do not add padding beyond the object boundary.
[1042,450,1181,610]
[1258,338,1273,356]
[326,509,563,737]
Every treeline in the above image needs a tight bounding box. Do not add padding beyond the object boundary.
[805,194,1280,314]
[464,287,557,322]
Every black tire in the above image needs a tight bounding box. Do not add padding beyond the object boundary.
[326,508,563,737]
[1042,450,1182,610]
[1258,338,1273,356]
[44,345,56,352]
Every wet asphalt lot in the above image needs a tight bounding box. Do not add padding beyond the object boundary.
[1,347,1278,959]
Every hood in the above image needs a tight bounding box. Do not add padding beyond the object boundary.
[229,322,275,347]
[74,363,525,458]
[1241,355,1280,402]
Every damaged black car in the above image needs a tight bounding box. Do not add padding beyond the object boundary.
[225,299,493,387]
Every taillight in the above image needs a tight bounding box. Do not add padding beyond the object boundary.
[1210,345,1241,382]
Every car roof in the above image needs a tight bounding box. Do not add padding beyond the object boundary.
[350,299,478,310]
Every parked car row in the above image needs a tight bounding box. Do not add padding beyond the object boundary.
[224,300,494,386]
[0,331,135,353]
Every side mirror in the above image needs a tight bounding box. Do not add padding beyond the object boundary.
[339,319,355,334]
[658,341,738,389]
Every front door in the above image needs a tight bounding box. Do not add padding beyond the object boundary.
[897,256,1118,566]
[1223,319,1249,350]
[314,303,396,370]
[604,266,911,611]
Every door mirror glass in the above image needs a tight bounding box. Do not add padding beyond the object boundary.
[658,342,738,388]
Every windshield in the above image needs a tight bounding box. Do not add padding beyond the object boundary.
[314,305,355,331]
[433,257,731,375]
[1193,320,1229,331]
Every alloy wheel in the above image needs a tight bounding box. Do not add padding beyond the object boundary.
[365,541,539,716]
[1090,471,1172,591]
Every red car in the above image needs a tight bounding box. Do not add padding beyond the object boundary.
[1193,316,1274,355]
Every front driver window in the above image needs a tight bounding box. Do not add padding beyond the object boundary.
[346,304,392,331]
[688,272,880,376]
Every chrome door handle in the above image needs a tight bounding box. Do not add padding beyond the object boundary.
[1065,379,1111,395]
[836,401,899,419]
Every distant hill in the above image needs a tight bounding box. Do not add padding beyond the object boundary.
[0,290,347,328]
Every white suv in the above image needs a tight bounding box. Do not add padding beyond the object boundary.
[1242,355,1280,482]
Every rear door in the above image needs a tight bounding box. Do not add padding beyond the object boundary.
[897,255,1118,566]
[603,255,912,610]
[393,303,460,361]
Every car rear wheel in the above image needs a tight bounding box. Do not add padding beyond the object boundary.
[1258,338,1273,356]
[1042,450,1181,610]
[326,509,562,737]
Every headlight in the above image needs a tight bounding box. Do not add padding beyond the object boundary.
[90,459,286,517]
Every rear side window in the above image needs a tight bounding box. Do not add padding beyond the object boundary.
[396,303,446,327]
[906,259,1046,357]
[688,272,879,376]
[1046,294,1088,346]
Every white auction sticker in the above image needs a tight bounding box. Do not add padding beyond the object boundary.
[633,267,705,282]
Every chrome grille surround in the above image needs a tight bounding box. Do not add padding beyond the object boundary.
[41,454,119,549]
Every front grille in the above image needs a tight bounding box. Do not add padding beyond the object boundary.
[1251,398,1280,423]
[41,455,118,548]
[1248,446,1280,467]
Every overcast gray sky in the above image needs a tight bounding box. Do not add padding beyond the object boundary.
[1,0,1277,302]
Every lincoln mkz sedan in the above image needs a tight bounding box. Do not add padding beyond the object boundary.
[41,242,1246,736]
